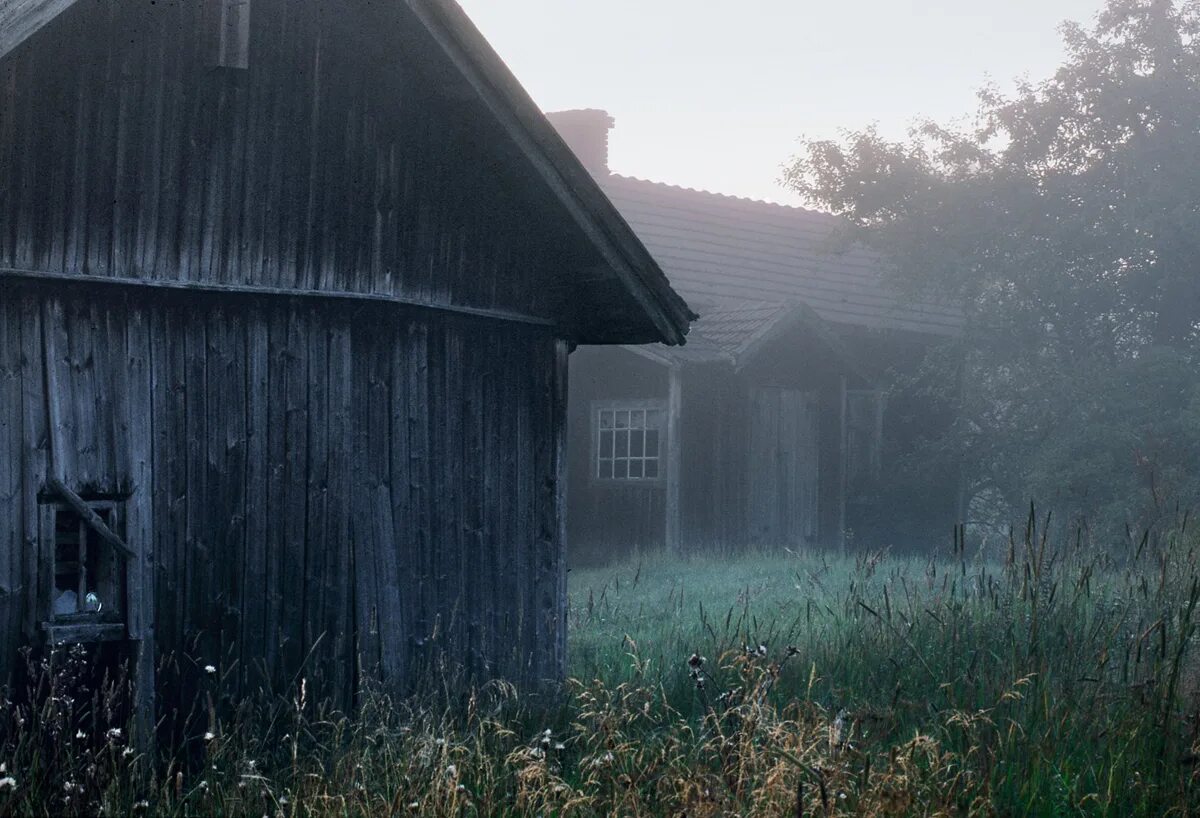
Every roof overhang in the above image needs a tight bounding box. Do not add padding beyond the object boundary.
[390,0,696,345]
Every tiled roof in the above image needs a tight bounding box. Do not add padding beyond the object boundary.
[633,300,790,364]
[632,299,876,386]
[599,174,961,337]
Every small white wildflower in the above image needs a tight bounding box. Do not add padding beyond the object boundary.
[456,784,466,792]
[204,665,217,675]
[278,795,288,805]
[554,742,565,751]
[106,728,122,740]
[407,802,419,810]
[133,800,150,810]
[75,730,86,739]
[204,731,216,742]
[122,747,135,759]
[0,777,15,790]
[445,764,457,777]
[530,747,545,759]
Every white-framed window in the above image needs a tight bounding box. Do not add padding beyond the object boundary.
[591,400,666,483]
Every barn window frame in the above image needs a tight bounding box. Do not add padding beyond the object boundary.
[590,400,667,486]
[39,495,129,644]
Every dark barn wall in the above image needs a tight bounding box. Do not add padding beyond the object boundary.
[566,346,668,563]
[0,286,569,703]
[0,0,583,315]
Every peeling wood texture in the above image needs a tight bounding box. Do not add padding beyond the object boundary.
[0,290,570,706]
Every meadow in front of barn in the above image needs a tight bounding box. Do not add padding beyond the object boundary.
[1,515,1198,817]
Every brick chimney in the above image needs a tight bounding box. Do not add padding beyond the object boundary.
[546,109,614,178]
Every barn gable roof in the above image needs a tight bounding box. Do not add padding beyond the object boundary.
[0,0,695,346]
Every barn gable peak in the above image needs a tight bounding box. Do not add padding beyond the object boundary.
[0,0,694,347]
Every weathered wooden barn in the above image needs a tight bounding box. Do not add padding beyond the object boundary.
[0,2,693,734]
[548,110,961,561]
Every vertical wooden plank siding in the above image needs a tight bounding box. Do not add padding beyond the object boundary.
[0,0,575,322]
[0,300,22,665]
[664,365,682,553]
[0,287,573,705]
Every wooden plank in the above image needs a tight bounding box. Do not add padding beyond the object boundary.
[324,322,353,706]
[43,622,125,645]
[241,309,269,691]
[151,307,186,657]
[207,0,251,70]
[182,310,207,651]
[303,317,330,684]
[351,323,380,683]
[404,321,430,680]
[207,308,246,669]
[262,307,288,686]
[388,323,413,684]
[279,305,309,680]
[367,328,403,690]
[461,327,484,680]
[40,298,67,482]
[0,269,560,329]
[442,326,464,677]
[68,301,101,490]
[0,299,23,675]
[124,303,156,753]
[19,295,46,640]
[550,338,570,680]
[664,364,682,553]
[46,477,135,559]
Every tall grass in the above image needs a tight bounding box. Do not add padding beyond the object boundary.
[1,512,1198,815]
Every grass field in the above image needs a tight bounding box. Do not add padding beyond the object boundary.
[2,517,1199,815]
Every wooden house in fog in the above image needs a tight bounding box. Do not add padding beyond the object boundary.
[0,2,692,736]
[547,110,960,561]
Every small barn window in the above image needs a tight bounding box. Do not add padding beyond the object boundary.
[592,401,666,483]
[50,502,125,623]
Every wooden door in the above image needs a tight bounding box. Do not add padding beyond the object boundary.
[748,387,819,546]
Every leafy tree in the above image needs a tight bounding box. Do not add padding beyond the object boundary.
[785,0,1200,538]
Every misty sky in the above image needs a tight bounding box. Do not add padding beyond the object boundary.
[458,0,1106,204]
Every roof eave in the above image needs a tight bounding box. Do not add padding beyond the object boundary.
[405,0,694,346]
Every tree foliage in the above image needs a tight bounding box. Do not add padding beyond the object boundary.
[785,0,1200,536]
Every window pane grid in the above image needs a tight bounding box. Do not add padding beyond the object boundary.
[595,405,663,482]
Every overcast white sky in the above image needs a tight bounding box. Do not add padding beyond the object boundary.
[458,0,1106,204]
